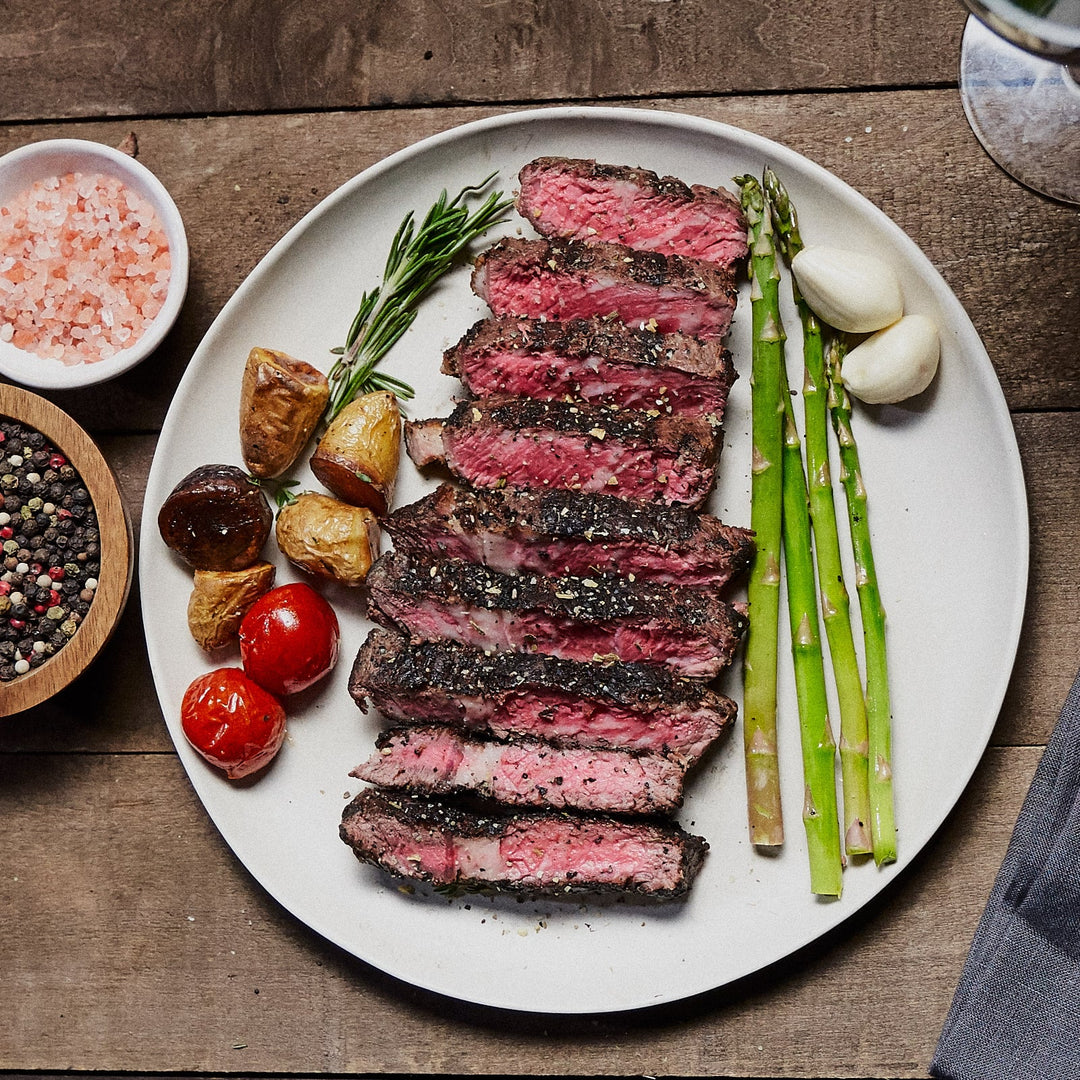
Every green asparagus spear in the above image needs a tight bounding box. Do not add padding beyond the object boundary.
[735,174,785,847]
[780,375,844,896]
[751,170,843,895]
[764,168,873,857]
[827,335,898,865]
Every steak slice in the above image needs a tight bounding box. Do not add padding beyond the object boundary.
[385,482,755,587]
[349,629,736,766]
[404,395,720,508]
[517,156,748,269]
[340,787,708,897]
[472,236,738,339]
[442,315,736,419]
[366,553,747,678]
[351,725,687,815]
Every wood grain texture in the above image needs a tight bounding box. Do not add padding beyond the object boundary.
[0,745,1035,1076]
[3,3,1078,1072]
[1,94,1076,437]
[0,0,967,123]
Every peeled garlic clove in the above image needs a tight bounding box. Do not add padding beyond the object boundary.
[841,314,940,404]
[791,245,905,333]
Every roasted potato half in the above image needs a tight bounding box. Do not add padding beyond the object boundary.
[240,347,330,478]
[187,561,277,651]
[275,492,381,586]
[310,391,401,516]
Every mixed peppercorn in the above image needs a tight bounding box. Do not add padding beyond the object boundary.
[0,417,100,682]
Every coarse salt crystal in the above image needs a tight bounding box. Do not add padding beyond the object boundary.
[0,171,171,365]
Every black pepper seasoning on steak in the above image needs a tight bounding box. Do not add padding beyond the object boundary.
[442,314,737,419]
[366,551,747,678]
[348,628,737,766]
[384,482,754,587]
[516,156,749,270]
[471,236,738,339]
[340,787,709,897]
[404,394,721,508]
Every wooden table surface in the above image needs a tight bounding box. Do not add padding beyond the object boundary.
[2,2,1078,1076]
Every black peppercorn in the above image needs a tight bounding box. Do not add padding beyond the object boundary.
[1,416,100,682]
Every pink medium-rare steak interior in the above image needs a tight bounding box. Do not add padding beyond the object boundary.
[404,395,720,508]
[365,553,747,678]
[384,483,755,587]
[472,236,738,339]
[516,156,749,269]
[339,788,708,896]
[442,315,736,419]
[351,724,687,815]
[349,629,736,766]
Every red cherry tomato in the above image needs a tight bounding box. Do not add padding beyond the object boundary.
[238,582,340,696]
[180,667,286,779]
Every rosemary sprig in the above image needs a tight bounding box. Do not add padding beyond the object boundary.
[326,173,514,420]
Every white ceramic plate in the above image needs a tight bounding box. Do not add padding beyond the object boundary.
[140,107,1028,1014]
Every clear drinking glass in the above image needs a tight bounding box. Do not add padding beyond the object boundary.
[958,0,1080,204]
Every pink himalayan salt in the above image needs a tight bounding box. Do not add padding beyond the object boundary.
[0,170,172,365]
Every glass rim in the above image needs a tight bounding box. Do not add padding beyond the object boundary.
[964,0,1080,59]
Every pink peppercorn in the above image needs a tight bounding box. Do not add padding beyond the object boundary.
[48,566,65,581]
[49,454,66,469]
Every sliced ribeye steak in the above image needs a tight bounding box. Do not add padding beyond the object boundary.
[349,629,736,766]
[404,395,720,508]
[351,725,687,815]
[517,156,748,269]
[472,236,737,339]
[385,482,754,587]
[340,787,708,897]
[443,315,736,419]
[366,553,747,678]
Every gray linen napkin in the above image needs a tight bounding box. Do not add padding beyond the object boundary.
[931,667,1080,1080]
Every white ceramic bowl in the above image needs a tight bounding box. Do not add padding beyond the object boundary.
[0,138,189,390]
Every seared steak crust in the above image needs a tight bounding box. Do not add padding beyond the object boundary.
[517,156,748,269]
[366,552,747,677]
[348,628,736,764]
[404,395,720,508]
[385,482,755,586]
[339,787,708,897]
[472,236,738,339]
[442,315,736,418]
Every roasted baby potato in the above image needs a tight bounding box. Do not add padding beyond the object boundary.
[310,391,401,516]
[187,561,276,651]
[275,492,381,586]
[240,347,330,478]
[158,464,273,571]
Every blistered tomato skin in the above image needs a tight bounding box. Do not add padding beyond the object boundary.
[238,582,340,696]
[180,667,287,779]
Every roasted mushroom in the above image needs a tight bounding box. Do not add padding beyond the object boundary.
[158,464,273,570]
[275,492,381,586]
[310,391,401,516]
[240,347,330,478]
[187,561,276,651]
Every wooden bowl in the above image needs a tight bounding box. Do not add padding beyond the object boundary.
[0,383,133,716]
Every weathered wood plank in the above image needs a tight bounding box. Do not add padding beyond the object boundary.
[0,745,1034,1076]
[2,94,1075,436]
[0,0,968,123]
